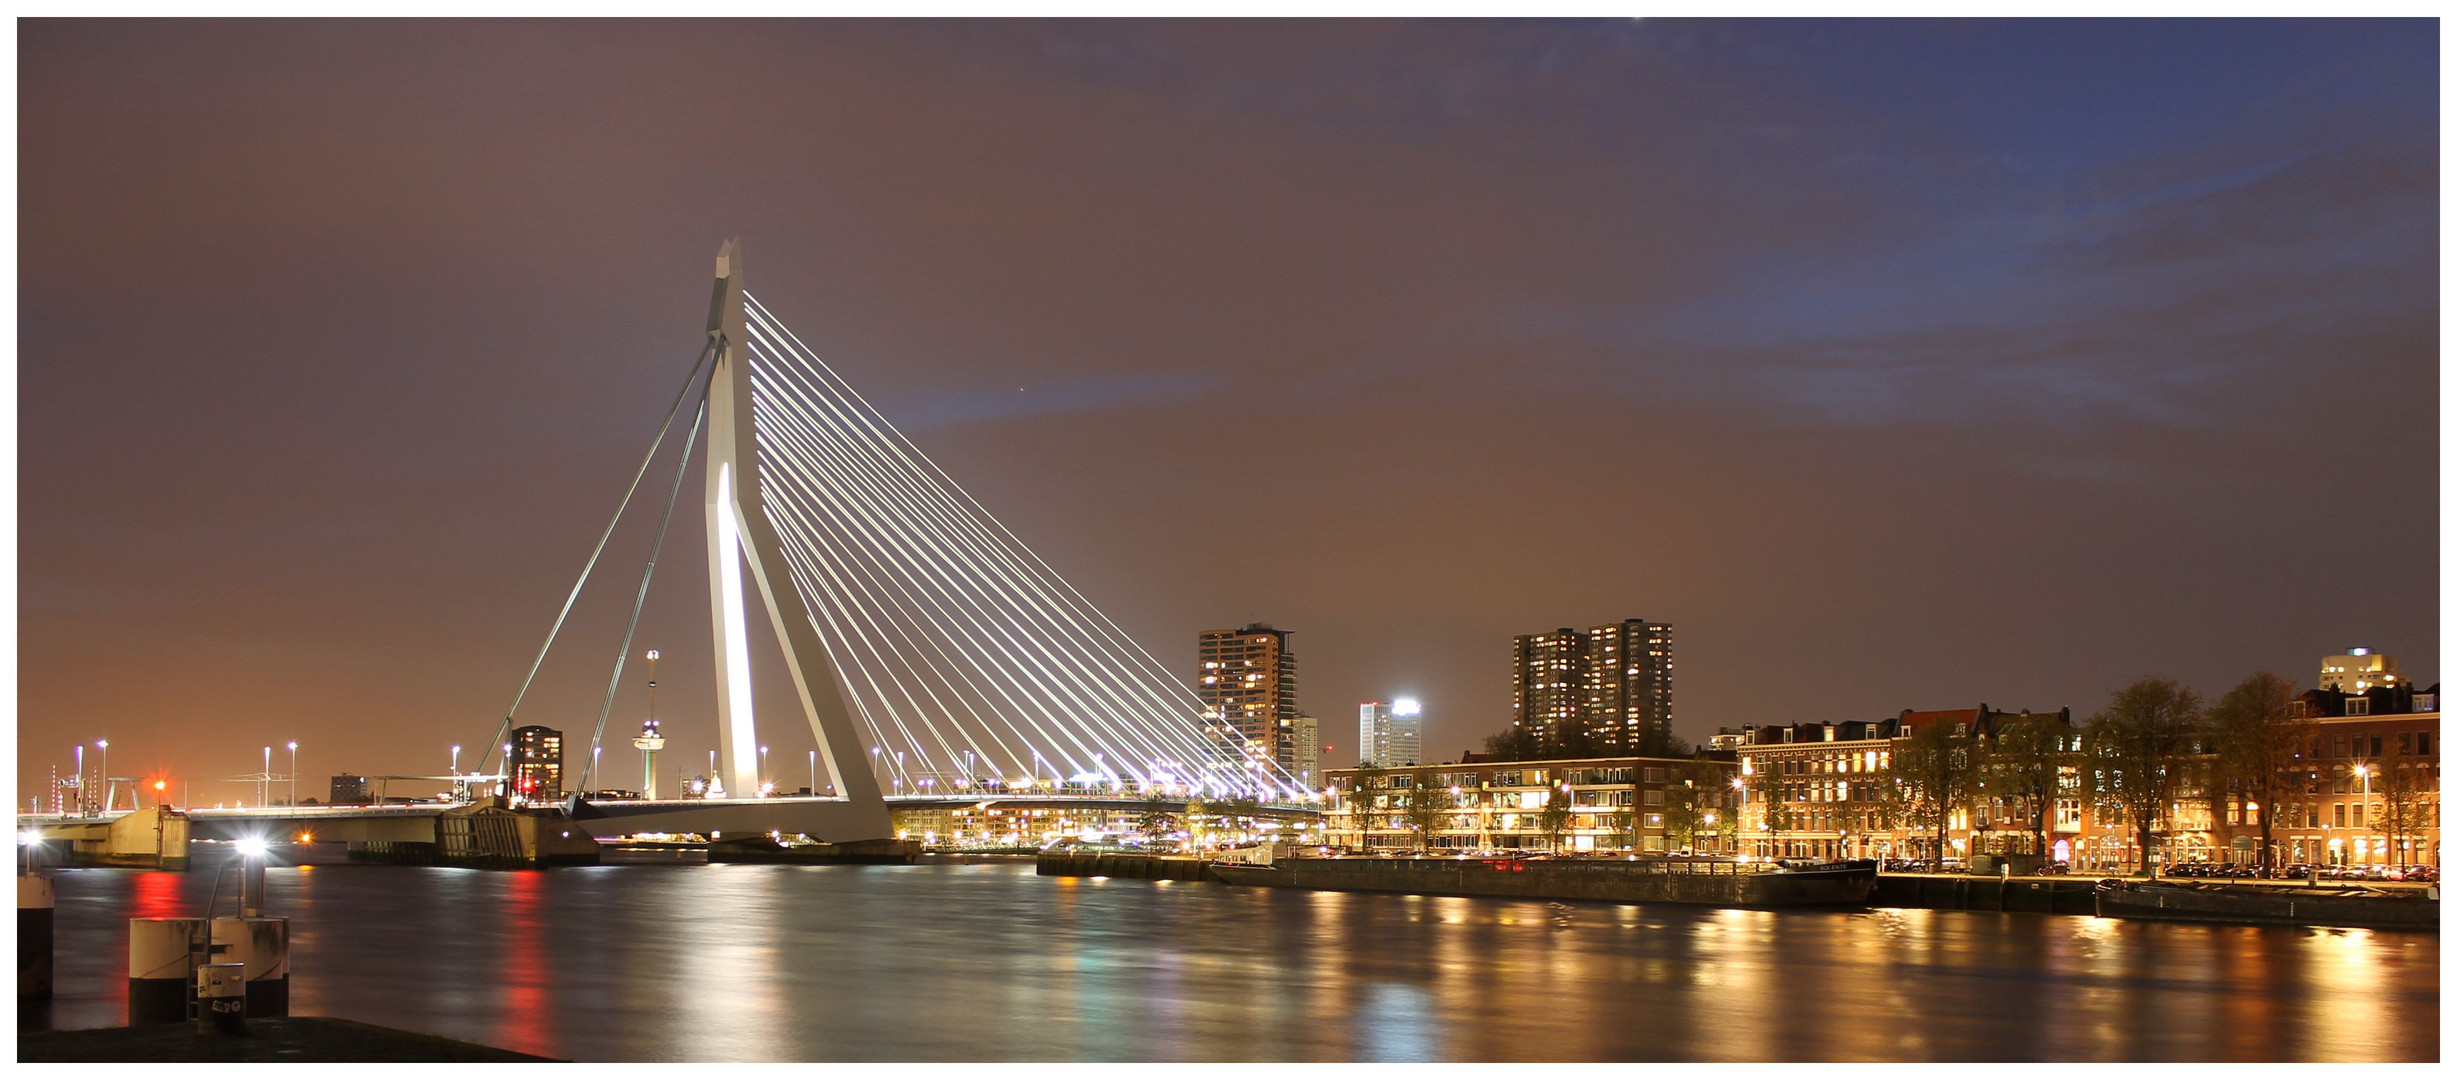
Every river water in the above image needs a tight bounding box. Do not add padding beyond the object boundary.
[28,847,2440,1061]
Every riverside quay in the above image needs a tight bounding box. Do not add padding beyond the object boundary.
[1327,698,2440,870]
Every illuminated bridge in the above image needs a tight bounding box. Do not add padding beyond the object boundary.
[453,240,1321,842]
[28,246,1320,862]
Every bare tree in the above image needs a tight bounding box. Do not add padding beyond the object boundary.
[1402,777,1451,853]
[2086,677,2205,875]
[1539,783,1574,853]
[1749,758,1794,858]
[1980,714,2071,858]
[2372,738,2431,868]
[1348,763,1387,850]
[1664,759,1725,854]
[2209,672,2314,873]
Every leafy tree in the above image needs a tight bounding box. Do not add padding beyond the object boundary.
[1136,791,1179,850]
[2086,677,2205,875]
[1551,723,1605,760]
[1633,727,1693,760]
[1539,783,1574,852]
[1480,726,1540,762]
[2208,672,2314,872]
[1884,720,1975,862]
[1979,714,2071,858]
[1402,779,1451,852]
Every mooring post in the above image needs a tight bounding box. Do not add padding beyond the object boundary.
[19,871,53,1002]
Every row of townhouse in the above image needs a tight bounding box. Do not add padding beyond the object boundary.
[1727,699,2441,870]
[1317,698,2439,869]
[1322,755,1738,854]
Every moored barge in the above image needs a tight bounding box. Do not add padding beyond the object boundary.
[1211,855,1878,908]
[2093,879,2439,932]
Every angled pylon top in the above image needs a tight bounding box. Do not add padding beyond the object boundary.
[706,238,747,345]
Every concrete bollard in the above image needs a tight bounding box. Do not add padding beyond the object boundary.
[129,917,206,1025]
[194,962,246,1035]
[19,874,54,1001]
[210,917,289,1018]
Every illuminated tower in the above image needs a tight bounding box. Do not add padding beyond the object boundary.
[633,649,666,799]
[1359,699,1423,767]
[1197,624,1302,775]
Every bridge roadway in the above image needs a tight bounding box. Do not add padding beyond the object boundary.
[25,791,1320,848]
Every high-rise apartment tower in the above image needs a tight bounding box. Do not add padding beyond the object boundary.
[1510,619,1673,755]
[1198,624,1304,777]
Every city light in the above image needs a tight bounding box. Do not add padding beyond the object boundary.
[18,830,39,847]
[1391,698,1421,717]
[234,837,270,857]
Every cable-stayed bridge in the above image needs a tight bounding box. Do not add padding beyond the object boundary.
[31,241,1318,863]
[460,240,1317,842]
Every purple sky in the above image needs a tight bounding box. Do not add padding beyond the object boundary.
[18,20,2437,798]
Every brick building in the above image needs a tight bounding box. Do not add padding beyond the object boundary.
[1325,753,1737,853]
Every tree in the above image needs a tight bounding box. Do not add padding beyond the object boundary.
[1748,758,1792,858]
[1480,726,1539,762]
[1663,759,1726,854]
[1884,720,1975,862]
[1402,779,1451,852]
[1348,764,1387,850]
[1979,714,2070,858]
[2086,677,2204,875]
[1634,727,1693,760]
[2208,672,2314,872]
[1136,791,1179,850]
[1539,783,1574,852]
[2372,739,2431,868]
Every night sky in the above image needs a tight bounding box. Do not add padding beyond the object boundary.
[17,20,2438,800]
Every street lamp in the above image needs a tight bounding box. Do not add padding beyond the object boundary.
[287,741,298,807]
[760,746,770,791]
[810,750,818,797]
[96,740,110,813]
[262,746,272,807]
[2354,764,2374,866]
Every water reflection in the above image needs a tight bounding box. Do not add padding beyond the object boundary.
[34,851,2439,1062]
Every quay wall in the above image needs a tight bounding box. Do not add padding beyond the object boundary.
[1034,852,1217,881]
[1869,874,2099,915]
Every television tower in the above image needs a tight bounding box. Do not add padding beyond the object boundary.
[633,649,667,799]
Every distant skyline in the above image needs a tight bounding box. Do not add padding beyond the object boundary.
[18,20,2436,797]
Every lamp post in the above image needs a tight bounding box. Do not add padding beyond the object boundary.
[96,740,110,813]
[153,779,167,809]
[760,746,770,792]
[73,745,85,815]
[1732,775,1749,862]
[810,750,817,796]
[287,741,298,807]
[2354,764,2373,867]
[262,746,272,807]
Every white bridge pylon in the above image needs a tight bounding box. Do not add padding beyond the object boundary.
[702,239,879,818]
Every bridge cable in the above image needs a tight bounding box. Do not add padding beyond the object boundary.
[572,376,712,799]
[477,339,714,781]
[739,297,1305,802]
[745,304,1296,797]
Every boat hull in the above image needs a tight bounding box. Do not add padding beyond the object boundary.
[1212,857,1877,908]
[2094,881,2438,932]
